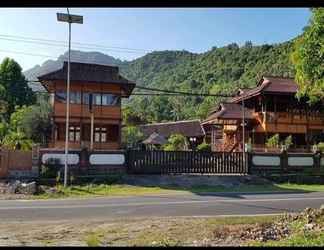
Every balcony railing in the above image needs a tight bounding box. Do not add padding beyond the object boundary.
[258,112,324,125]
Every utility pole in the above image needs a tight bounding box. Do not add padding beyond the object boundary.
[242,98,246,165]
[57,9,83,187]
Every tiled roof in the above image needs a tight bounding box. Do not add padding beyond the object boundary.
[142,132,168,145]
[140,119,205,138]
[229,76,298,103]
[202,103,255,124]
[38,61,136,96]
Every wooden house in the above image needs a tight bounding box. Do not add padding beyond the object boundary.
[38,61,136,150]
[202,76,324,152]
[140,119,205,150]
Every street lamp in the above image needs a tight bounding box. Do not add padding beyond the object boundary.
[190,137,197,151]
[57,9,83,187]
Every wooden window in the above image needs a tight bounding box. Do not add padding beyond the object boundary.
[69,126,80,142]
[83,92,91,105]
[56,91,81,104]
[70,92,81,104]
[56,90,66,103]
[102,94,120,106]
[94,127,107,143]
[93,93,102,105]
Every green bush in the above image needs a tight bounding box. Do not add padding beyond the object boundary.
[283,135,293,149]
[40,158,61,178]
[266,134,280,148]
[163,133,187,151]
[318,142,324,152]
[196,142,211,152]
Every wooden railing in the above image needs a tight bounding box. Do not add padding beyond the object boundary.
[252,144,311,153]
[264,112,324,125]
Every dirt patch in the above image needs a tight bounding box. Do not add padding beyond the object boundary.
[0,216,278,247]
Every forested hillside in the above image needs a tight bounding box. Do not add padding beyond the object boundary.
[24,40,296,123]
[121,40,296,123]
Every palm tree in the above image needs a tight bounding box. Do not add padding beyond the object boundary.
[2,130,33,150]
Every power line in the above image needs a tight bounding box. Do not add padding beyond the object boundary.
[0,34,151,53]
[0,49,58,59]
[0,37,148,54]
[0,49,126,67]
[134,85,234,97]
[0,78,234,97]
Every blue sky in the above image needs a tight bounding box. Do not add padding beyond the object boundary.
[0,8,311,70]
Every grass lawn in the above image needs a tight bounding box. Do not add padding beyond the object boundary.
[35,182,324,199]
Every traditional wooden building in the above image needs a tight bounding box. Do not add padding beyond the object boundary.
[38,61,136,150]
[202,76,324,152]
[140,119,205,149]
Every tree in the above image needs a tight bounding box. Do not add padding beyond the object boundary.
[164,133,187,151]
[291,8,324,102]
[0,58,36,117]
[121,126,144,148]
[0,105,33,150]
[18,94,52,145]
[2,130,33,150]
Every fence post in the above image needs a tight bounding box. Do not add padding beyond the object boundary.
[247,152,252,175]
[314,150,321,175]
[280,149,288,176]
[124,149,130,174]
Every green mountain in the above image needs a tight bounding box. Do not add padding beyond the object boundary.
[24,40,296,123]
[121,40,296,123]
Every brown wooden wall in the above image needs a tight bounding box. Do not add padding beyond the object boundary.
[0,148,32,178]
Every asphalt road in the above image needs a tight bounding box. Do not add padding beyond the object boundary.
[1,192,324,222]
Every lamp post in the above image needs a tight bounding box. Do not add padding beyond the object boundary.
[241,98,246,170]
[190,137,197,151]
[57,9,83,187]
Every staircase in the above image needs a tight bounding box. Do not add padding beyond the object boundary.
[223,140,239,152]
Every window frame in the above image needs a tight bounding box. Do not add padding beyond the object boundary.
[68,126,81,142]
[94,126,108,143]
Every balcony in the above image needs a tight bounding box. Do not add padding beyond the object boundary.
[54,102,121,119]
[258,112,324,125]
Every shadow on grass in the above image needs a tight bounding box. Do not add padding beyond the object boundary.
[111,174,315,199]
[38,174,321,199]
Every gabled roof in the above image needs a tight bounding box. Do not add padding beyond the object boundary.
[140,119,205,138]
[38,61,136,97]
[142,132,168,145]
[202,103,255,125]
[229,76,298,103]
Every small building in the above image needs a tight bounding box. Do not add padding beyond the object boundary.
[140,119,205,149]
[38,61,136,150]
[202,76,324,152]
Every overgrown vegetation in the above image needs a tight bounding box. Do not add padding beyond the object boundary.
[163,133,188,151]
[265,134,294,150]
[121,41,296,123]
[291,8,324,102]
[197,142,211,151]
[0,58,51,149]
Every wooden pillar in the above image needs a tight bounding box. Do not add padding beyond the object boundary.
[305,105,309,149]
[90,112,94,151]
[274,96,277,126]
